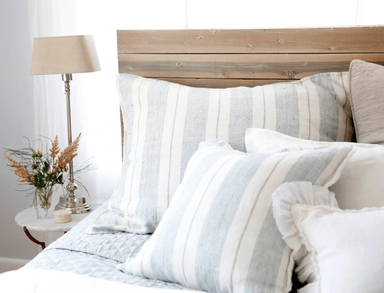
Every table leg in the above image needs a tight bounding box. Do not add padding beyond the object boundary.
[23,226,46,250]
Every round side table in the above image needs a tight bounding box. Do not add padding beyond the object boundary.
[15,208,92,250]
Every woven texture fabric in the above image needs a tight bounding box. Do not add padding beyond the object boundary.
[47,203,150,262]
[123,140,352,293]
[349,59,384,144]
[23,203,187,290]
[88,72,353,234]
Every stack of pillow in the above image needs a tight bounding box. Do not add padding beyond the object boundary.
[88,60,384,293]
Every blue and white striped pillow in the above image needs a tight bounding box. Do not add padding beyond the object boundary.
[122,141,352,292]
[87,73,353,234]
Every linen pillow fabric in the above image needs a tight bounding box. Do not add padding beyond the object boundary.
[88,72,353,234]
[245,128,384,210]
[273,182,384,293]
[122,140,353,293]
[349,59,384,144]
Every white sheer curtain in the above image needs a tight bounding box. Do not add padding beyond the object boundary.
[29,1,120,205]
[28,0,186,204]
[28,0,383,204]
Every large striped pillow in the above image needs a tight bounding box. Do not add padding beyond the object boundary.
[122,140,353,293]
[87,73,353,234]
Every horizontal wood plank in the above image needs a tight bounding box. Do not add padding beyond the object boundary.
[118,53,384,80]
[117,27,384,154]
[118,27,384,54]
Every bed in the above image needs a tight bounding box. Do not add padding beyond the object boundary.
[1,27,384,293]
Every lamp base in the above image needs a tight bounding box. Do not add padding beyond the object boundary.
[54,195,91,214]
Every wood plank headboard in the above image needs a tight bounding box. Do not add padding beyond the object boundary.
[117,27,384,88]
[116,27,384,151]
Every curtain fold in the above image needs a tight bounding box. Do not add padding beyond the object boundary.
[28,0,121,204]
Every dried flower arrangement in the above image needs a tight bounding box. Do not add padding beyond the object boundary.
[4,133,91,218]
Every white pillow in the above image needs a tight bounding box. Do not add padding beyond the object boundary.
[246,128,384,210]
[88,72,353,234]
[272,181,384,293]
[122,140,352,293]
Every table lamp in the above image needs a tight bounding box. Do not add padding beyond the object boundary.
[31,35,101,213]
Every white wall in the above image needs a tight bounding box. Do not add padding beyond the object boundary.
[0,0,39,262]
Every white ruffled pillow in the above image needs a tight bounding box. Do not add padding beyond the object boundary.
[272,181,384,293]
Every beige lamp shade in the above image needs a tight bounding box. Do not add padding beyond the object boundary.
[31,35,101,75]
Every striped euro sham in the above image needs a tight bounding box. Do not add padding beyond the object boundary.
[87,72,353,234]
[123,140,353,293]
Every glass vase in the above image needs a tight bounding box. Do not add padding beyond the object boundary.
[36,187,53,219]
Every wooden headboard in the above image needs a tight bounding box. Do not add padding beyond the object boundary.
[117,27,384,87]
[117,27,384,150]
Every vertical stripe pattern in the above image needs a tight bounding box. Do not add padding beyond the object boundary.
[87,73,354,234]
[124,141,352,293]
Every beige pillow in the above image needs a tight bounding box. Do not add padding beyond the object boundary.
[349,59,384,144]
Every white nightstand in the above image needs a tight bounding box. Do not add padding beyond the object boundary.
[15,208,91,250]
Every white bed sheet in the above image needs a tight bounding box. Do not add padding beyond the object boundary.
[0,269,202,293]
